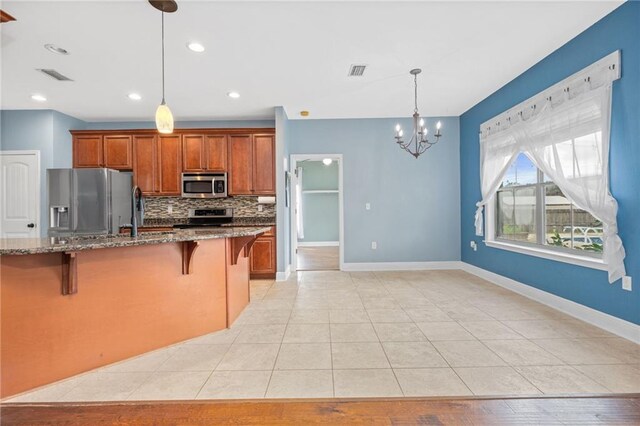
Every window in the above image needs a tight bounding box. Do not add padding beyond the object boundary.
[494,153,602,257]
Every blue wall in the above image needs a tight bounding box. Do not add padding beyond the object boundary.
[1,110,87,236]
[460,1,639,324]
[289,116,460,264]
[298,160,340,243]
[275,107,291,273]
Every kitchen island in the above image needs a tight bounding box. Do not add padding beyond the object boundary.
[0,227,269,399]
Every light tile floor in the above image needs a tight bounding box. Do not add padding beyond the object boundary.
[5,270,640,402]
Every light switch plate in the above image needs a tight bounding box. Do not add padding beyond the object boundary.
[622,276,632,291]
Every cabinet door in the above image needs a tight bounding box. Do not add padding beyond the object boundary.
[73,135,103,168]
[133,135,158,194]
[252,134,275,195]
[250,236,276,276]
[158,135,182,195]
[182,135,205,171]
[228,135,253,195]
[205,135,228,171]
[103,135,133,170]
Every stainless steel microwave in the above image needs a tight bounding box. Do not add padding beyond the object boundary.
[181,172,228,198]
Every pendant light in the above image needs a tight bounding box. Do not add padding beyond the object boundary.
[149,0,178,134]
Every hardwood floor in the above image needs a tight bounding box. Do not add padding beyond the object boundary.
[297,246,339,271]
[2,396,639,425]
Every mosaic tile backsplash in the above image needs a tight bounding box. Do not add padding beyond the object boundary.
[144,196,276,219]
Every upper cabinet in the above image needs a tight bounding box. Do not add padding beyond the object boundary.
[228,135,253,195]
[228,134,275,196]
[182,134,228,172]
[252,134,276,195]
[132,134,182,196]
[103,135,133,169]
[73,134,132,170]
[73,135,103,168]
[72,129,274,197]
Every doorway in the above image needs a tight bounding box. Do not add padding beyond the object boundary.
[290,154,344,272]
[0,150,41,238]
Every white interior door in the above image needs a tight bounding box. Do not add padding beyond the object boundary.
[0,151,40,238]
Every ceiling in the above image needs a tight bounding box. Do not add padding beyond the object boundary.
[0,1,623,122]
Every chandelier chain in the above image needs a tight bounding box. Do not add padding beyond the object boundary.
[414,73,418,114]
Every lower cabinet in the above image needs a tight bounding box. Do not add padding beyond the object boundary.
[250,226,276,278]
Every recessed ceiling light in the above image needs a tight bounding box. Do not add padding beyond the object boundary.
[128,93,142,101]
[31,94,47,102]
[300,110,309,117]
[322,158,333,166]
[227,91,240,99]
[44,44,69,55]
[187,42,205,53]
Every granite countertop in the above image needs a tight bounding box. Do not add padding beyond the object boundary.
[0,227,271,256]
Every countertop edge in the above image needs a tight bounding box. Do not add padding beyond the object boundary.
[0,227,271,256]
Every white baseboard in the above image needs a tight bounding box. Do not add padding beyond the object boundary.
[297,241,340,247]
[342,261,464,272]
[460,262,640,344]
[275,264,291,281]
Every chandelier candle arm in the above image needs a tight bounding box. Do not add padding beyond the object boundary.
[393,68,444,158]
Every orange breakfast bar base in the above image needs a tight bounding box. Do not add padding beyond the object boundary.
[0,237,255,399]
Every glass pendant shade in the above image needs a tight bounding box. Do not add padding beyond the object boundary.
[155,102,174,134]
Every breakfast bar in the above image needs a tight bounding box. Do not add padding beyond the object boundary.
[0,227,268,399]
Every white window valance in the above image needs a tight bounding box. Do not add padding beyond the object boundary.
[475,51,625,283]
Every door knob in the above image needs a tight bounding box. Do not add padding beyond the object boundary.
[27,223,36,228]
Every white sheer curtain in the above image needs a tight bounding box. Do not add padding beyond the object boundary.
[475,80,626,283]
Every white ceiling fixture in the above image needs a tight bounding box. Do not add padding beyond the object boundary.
[44,44,68,55]
[128,93,142,101]
[227,91,240,99]
[187,42,205,53]
[0,1,624,121]
[322,158,332,166]
[31,94,46,102]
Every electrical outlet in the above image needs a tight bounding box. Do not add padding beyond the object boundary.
[365,203,371,210]
[167,205,173,214]
[622,276,632,291]
[258,205,264,212]
[371,241,377,250]
[470,241,477,251]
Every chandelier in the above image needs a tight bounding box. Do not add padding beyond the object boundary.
[394,69,442,158]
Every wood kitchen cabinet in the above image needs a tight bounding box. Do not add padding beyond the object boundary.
[228,135,253,195]
[72,128,273,197]
[252,134,276,195]
[228,134,275,196]
[182,134,227,172]
[103,135,133,169]
[250,226,276,278]
[73,135,103,168]
[132,134,182,195]
[73,134,132,170]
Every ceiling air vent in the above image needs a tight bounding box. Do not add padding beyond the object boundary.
[348,64,367,77]
[37,69,73,81]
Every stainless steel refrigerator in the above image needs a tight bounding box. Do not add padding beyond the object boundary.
[47,168,132,237]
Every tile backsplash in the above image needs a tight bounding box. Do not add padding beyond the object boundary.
[144,196,275,219]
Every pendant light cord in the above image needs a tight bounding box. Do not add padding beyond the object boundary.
[161,10,165,104]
